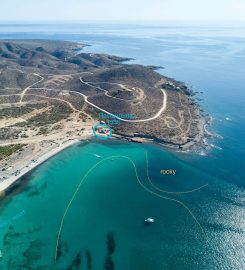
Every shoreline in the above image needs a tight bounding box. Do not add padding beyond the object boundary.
[0,108,209,195]
[112,114,210,153]
[0,139,81,195]
[0,115,210,196]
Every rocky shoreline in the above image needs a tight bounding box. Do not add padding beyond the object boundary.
[112,116,210,153]
[111,92,211,154]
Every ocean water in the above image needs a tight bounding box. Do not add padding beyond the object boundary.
[0,23,245,269]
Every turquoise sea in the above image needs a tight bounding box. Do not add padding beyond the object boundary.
[0,23,245,269]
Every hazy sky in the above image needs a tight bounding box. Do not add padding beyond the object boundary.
[1,0,245,22]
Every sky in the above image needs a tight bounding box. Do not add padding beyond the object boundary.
[1,0,245,22]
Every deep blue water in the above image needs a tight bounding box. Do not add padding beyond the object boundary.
[0,23,244,269]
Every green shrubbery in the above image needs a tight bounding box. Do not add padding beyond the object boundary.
[0,144,26,160]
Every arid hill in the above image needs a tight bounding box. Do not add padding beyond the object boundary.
[0,40,206,150]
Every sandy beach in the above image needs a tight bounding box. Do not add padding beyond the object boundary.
[0,137,90,195]
[0,103,96,195]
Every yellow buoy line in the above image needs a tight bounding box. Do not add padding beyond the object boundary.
[55,154,207,262]
[145,151,208,195]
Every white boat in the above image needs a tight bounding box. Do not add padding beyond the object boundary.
[145,217,155,224]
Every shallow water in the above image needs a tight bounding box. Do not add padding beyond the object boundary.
[0,23,245,269]
[1,141,243,269]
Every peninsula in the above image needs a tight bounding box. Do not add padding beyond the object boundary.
[0,40,207,193]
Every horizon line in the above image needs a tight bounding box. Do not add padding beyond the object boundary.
[0,19,245,24]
